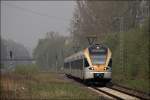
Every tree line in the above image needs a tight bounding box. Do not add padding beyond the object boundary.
[33,0,149,75]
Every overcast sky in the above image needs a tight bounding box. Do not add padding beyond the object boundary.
[1,1,76,53]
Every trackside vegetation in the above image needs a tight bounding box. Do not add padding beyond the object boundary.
[1,64,103,100]
[102,19,149,93]
[14,64,40,75]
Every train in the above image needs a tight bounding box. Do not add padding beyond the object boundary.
[64,44,112,84]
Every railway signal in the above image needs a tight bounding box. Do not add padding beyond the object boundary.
[9,50,13,59]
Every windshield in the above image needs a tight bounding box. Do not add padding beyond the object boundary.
[91,55,106,64]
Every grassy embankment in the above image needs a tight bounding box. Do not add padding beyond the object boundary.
[102,19,149,93]
[0,64,100,100]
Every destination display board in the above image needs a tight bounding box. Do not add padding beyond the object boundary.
[89,44,107,54]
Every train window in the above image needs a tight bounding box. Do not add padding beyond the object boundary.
[71,59,83,69]
[91,55,106,64]
[71,61,75,69]
[77,59,82,69]
[108,58,112,67]
[84,58,89,67]
[64,62,69,68]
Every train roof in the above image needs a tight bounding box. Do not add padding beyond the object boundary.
[64,51,84,62]
[64,44,109,62]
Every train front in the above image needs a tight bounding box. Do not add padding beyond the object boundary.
[84,44,112,82]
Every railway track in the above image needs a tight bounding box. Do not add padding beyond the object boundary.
[89,86,140,100]
[89,84,150,100]
[107,83,150,100]
[66,74,149,100]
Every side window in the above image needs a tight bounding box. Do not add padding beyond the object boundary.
[108,58,112,67]
[84,58,89,67]
[71,61,74,69]
[79,59,83,69]
[71,60,76,69]
[71,59,83,69]
[64,62,69,69]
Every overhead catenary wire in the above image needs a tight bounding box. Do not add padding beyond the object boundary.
[3,4,70,22]
[2,3,72,34]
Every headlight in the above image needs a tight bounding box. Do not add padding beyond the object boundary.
[104,67,109,70]
[89,67,94,70]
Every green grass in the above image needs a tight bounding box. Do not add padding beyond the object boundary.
[123,79,149,92]
[1,65,100,100]
[14,64,39,75]
[27,73,99,99]
[29,82,97,99]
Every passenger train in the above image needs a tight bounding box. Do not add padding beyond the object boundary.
[64,44,112,83]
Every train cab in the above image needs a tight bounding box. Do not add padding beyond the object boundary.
[83,44,112,82]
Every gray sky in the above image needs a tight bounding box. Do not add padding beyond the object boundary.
[1,1,76,53]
